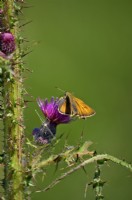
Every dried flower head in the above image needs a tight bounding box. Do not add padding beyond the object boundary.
[32,121,57,144]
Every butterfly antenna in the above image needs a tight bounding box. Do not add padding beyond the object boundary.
[55,86,66,93]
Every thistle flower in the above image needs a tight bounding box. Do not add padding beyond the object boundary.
[37,97,71,124]
[0,32,16,56]
[33,97,71,144]
[32,121,57,144]
[0,10,3,14]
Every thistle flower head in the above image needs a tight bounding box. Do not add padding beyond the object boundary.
[0,32,16,55]
[33,97,71,144]
[32,121,57,144]
[0,9,3,14]
[37,97,71,125]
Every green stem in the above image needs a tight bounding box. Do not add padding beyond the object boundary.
[1,1,25,199]
[35,154,131,193]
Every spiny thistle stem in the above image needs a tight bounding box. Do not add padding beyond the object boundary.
[35,154,131,193]
[0,1,26,199]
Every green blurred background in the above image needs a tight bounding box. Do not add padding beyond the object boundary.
[24,1,132,199]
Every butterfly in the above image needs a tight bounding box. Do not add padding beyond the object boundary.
[58,92,96,119]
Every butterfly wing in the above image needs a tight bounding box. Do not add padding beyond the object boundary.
[73,96,96,118]
[66,94,78,116]
[58,96,71,115]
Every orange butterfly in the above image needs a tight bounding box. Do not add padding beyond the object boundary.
[58,92,96,119]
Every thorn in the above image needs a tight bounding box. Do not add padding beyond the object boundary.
[24,99,35,103]
[22,5,34,9]
[24,99,35,107]
[16,8,23,15]
[19,20,32,28]
[11,61,23,66]
[20,38,30,43]
[18,122,26,129]
[53,156,62,174]
[24,68,33,73]
[21,50,32,58]
[81,166,87,174]
[80,130,84,138]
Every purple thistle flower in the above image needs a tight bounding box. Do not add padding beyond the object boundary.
[0,9,3,15]
[0,32,16,56]
[33,97,71,144]
[37,97,71,125]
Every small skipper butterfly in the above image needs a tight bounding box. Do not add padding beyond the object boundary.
[58,92,96,119]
